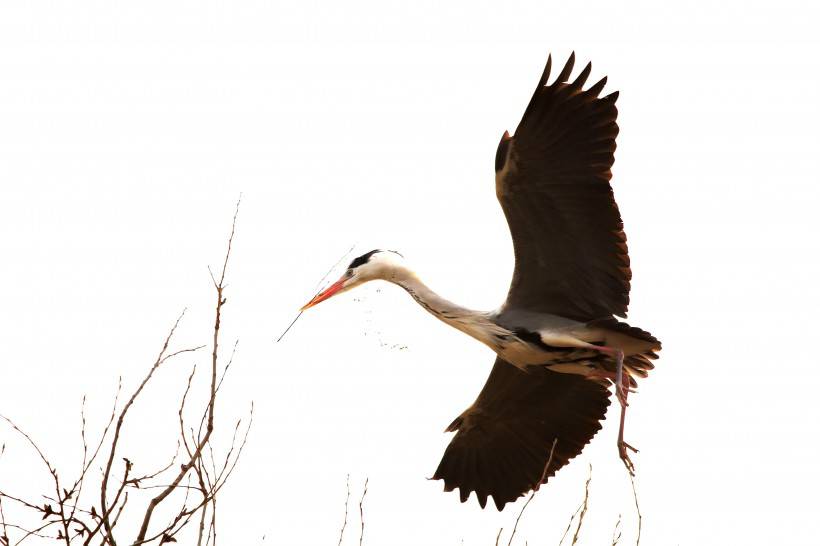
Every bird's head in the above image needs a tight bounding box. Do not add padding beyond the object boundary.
[301,249,405,311]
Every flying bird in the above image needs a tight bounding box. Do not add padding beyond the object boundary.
[301,53,661,511]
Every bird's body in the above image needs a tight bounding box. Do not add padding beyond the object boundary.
[391,261,656,374]
[301,53,662,511]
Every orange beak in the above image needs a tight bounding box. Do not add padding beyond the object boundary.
[300,278,347,311]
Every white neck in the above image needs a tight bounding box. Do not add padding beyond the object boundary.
[385,267,502,346]
[394,273,475,320]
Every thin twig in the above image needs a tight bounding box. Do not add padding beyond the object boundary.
[0,492,42,514]
[196,504,208,546]
[337,475,350,546]
[570,465,593,546]
[10,520,59,544]
[179,365,198,459]
[0,492,8,546]
[629,472,642,546]
[558,504,581,546]
[0,414,71,545]
[358,478,368,546]
[276,244,355,342]
[194,341,239,454]
[110,491,129,531]
[0,416,54,480]
[208,496,217,546]
[95,458,132,541]
[128,445,181,487]
[494,528,503,546]
[66,395,89,531]
[507,439,557,546]
[275,311,304,344]
[206,404,253,499]
[611,514,622,546]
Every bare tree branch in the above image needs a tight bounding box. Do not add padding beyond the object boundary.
[0,413,73,545]
[134,197,240,544]
[99,308,202,545]
[2,198,250,546]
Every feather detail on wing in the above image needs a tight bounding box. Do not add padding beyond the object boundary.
[432,358,610,510]
[496,53,630,321]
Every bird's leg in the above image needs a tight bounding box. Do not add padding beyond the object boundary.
[591,346,628,405]
[588,346,638,474]
[616,385,638,475]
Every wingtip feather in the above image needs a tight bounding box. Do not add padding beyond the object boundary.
[587,76,608,97]
[572,61,592,90]
[539,54,553,86]
[556,51,575,82]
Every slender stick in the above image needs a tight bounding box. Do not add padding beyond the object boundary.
[358,478,368,546]
[134,197,240,544]
[337,475,350,546]
[629,473,642,546]
[570,465,592,546]
[611,514,622,546]
[276,245,355,342]
[0,489,8,546]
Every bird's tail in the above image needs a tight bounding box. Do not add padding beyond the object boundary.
[588,318,662,381]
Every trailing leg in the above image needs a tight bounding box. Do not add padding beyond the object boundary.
[588,346,638,474]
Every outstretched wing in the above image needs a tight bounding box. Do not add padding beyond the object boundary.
[432,358,610,510]
[495,53,630,321]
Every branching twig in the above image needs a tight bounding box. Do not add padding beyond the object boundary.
[2,198,250,546]
[99,309,202,545]
[134,196,241,544]
[0,413,72,545]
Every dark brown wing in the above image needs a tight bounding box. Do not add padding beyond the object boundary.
[432,358,611,510]
[496,53,630,321]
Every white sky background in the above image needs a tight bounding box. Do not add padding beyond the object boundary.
[1,1,819,544]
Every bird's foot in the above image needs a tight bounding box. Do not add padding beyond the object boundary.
[618,439,638,475]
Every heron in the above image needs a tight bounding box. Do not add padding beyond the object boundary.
[301,53,661,511]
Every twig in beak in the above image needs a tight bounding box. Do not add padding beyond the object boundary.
[276,245,355,343]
